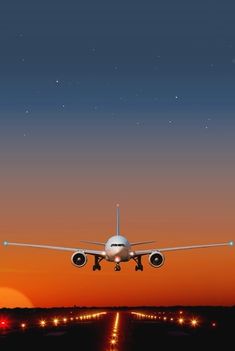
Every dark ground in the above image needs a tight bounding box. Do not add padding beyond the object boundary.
[0,307,234,350]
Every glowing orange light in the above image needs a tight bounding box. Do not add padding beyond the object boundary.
[21,323,26,329]
[111,339,116,345]
[53,318,59,326]
[40,320,46,327]
[212,322,217,327]
[178,318,184,325]
[191,319,198,327]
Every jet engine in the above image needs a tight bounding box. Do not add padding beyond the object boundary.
[149,251,165,268]
[71,251,87,267]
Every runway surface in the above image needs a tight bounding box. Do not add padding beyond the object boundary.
[0,308,234,349]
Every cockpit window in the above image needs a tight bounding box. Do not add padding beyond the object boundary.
[111,243,125,247]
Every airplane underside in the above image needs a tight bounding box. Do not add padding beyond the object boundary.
[92,255,143,271]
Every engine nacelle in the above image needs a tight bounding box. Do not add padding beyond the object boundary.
[149,251,165,268]
[71,251,87,267]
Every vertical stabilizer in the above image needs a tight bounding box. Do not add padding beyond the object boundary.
[116,204,120,236]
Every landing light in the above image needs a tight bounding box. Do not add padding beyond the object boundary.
[229,241,234,246]
[114,256,121,263]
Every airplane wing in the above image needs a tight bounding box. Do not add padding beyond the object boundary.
[2,241,104,257]
[133,241,234,256]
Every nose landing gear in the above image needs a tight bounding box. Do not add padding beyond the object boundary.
[114,263,121,271]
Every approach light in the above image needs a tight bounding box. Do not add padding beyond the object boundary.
[40,320,46,327]
[191,319,198,327]
[0,320,8,329]
[53,318,59,326]
[178,318,184,325]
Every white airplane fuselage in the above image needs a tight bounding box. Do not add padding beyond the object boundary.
[105,235,131,262]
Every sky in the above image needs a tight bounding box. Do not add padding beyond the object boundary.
[0,1,235,307]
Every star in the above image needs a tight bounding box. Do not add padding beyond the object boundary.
[55,79,59,84]
[175,95,178,100]
[114,65,118,71]
[25,110,29,114]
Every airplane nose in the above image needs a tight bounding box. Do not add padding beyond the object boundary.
[114,247,123,255]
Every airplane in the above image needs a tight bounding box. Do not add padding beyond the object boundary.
[2,204,234,272]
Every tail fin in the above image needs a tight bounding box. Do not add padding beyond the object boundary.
[116,204,120,236]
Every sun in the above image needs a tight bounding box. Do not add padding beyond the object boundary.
[0,287,33,308]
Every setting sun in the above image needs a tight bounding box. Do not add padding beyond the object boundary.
[0,287,33,308]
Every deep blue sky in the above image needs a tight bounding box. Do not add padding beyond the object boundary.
[0,1,235,116]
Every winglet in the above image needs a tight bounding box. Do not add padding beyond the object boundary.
[116,204,120,236]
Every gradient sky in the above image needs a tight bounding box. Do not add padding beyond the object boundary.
[0,1,235,307]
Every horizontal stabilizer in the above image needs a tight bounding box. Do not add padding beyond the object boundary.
[80,240,105,246]
[130,240,155,246]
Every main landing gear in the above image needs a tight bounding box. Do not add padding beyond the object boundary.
[114,263,121,272]
[133,256,143,271]
[93,256,103,271]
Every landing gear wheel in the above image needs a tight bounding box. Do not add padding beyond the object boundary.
[93,264,101,271]
[93,255,103,271]
[114,264,121,271]
[133,256,143,271]
[135,264,143,271]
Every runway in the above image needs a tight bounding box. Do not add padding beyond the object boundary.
[0,308,234,349]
